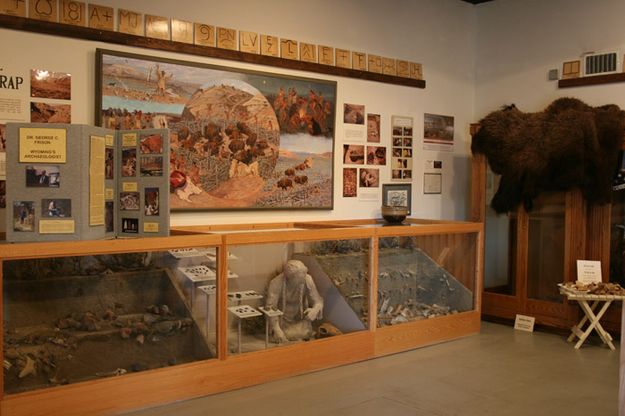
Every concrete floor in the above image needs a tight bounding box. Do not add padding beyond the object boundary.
[125,322,619,416]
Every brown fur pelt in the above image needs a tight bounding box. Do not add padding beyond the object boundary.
[472,97,625,213]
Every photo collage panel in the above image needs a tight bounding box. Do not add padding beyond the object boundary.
[391,116,414,181]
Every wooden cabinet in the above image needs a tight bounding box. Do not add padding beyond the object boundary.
[471,152,622,331]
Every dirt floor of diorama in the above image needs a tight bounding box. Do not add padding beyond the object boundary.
[3,269,211,394]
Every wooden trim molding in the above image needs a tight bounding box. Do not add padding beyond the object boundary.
[558,72,625,88]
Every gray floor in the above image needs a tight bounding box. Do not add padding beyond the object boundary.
[125,322,619,416]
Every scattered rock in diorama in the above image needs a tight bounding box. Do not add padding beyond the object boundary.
[3,259,211,394]
[297,239,473,329]
[376,247,473,326]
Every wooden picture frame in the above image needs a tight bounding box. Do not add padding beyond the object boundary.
[382,183,412,215]
[95,49,337,211]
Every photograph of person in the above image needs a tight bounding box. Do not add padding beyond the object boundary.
[25,165,60,187]
[121,149,137,177]
[13,201,34,232]
[367,113,381,142]
[42,199,71,217]
[343,103,365,125]
[105,148,114,180]
[144,187,160,215]
[367,146,386,165]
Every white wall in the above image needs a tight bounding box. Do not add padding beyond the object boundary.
[473,0,625,288]
[0,0,478,227]
[475,0,625,116]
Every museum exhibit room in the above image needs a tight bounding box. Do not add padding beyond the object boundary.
[0,0,625,415]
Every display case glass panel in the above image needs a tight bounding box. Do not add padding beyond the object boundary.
[483,170,516,295]
[377,233,477,327]
[527,192,565,302]
[3,247,217,394]
[226,239,369,354]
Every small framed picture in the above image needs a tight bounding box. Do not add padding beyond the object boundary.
[13,201,35,232]
[26,165,60,187]
[140,133,163,153]
[382,183,412,215]
[42,198,71,218]
[121,217,139,233]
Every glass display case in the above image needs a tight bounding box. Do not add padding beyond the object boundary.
[224,238,369,354]
[377,233,476,327]
[0,219,482,416]
[3,245,219,395]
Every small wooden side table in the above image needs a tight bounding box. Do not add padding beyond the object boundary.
[558,284,624,350]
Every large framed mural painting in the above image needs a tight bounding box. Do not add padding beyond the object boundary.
[96,49,336,211]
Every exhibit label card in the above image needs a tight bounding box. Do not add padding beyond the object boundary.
[122,182,138,192]
[105,134,115,146]
[19,128,67,163]
[576,260,602,284]
[143,222,159,233]
[39,219,75,234]
[514,314,535,332]
[89,136,105,226]
[121,133,137,147]
[105,188,114,200]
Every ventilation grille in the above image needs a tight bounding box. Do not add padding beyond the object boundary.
[584,52,618,75]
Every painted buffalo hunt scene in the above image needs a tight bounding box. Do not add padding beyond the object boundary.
[97,50,336,210]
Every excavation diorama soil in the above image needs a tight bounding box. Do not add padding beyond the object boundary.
[3,256,210,394]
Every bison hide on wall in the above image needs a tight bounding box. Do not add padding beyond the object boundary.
[471,97,625,213]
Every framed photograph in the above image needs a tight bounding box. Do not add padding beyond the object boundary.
[140,133,163,154]
[367,146,386,165]
[367,113,380,142]
[120,192,140,210]
[96,48,336,211]
[0,180,5,208]
[343,168,357,197]
[121,218,139,233]
[30,102,71,123]
[382,183,412,215]
[121,148,137,177]
[105,148,114,179]
[424,113,454,146]
[0,123,6,151]
[30,69,71,100]
[343,144,364,165]
[25,165,60,187]
[359,168,379,188]
[424,172,442,194]
[105,201,114,232]
[144,187,160,215]
[140,156,163,176]
[13,201,35,232]
[343,103,364,125]
[42,198,71,217]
